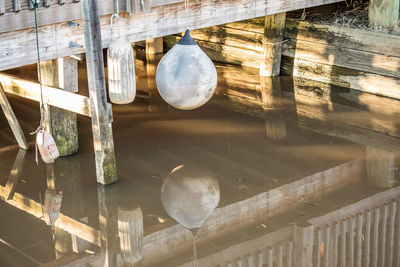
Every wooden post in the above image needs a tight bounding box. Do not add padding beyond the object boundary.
[260,13,287,140]
[366,146,396,188]
[97,184,119,267]
[0,83,29,150]
[369,0,400,29]
[40,58,79,156]
[81,0,117,184]
[293,223,314,267]
[145,37,167,112]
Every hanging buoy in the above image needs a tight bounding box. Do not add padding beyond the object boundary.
[30,0,60,165]
[156,30,217,110]
[161,164,220,230]
[36,129,59,163]
[107,14,136,104]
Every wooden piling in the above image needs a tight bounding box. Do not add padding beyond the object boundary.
[260,13,287,140]
[369,0,400,29]
[145,37,166,111]
[97,185,119,267]
[0,83,29,150]
[81,0,117,184]
[40,58,79,156]
[260,13,286,77]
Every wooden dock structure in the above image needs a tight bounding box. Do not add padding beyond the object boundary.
[1,0,400,184]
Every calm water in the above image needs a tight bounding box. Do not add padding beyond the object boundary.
[0,58,399,267]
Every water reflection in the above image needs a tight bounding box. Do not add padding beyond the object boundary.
[161,164,220,267]
[0,58,400,267]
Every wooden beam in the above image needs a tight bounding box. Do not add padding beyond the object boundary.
[0,82,29,150]
[0,73,90,116]
[0,72,113,121]
[0,185,101,246]
[81,0,117,184]
[0,0,344,71]
[369,0,400,29]
[40,58,79,156]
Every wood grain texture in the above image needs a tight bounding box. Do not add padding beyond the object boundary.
[81,0,117,184]
[260,12,286,76]
[0,82,29,149]
[0,72,102,118]
[0,0,344,70]
[281,56,400,100]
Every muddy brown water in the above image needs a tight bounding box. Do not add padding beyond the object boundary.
[0,61,399,267]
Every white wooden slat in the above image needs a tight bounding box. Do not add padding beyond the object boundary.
[372,207,380,267]
[287,241,293,267]
[387,201,396,267]
[356,213,363,267]
[317,228,322,267]
[333,223,339,267]
[277,244,283,267]
[380,205,389,267]
[268,247,273,267]
[257,252,263,267]
[341,220,347,267]
[324,226,330,267]
[349,217,355,267]
[365,210,372,267]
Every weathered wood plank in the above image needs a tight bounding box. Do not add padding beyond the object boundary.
[282,39,400,79]
[0,1,117,34]
[284,19,400,58]
[0,82,29,150]
[81,0,117,184]
[281,56,400,101]
[0,72,94,117]
[0,0,344,71]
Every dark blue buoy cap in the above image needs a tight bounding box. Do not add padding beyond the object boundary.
[177,29,197,45]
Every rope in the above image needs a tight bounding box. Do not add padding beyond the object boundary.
[111,0,120,40]
[31,0,45,128]
[30,0,45,164]
[184,0,189,30]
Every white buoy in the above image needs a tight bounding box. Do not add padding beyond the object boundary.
[161,164,220,230]
[107,15,136,104]
[156,30,217,110]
